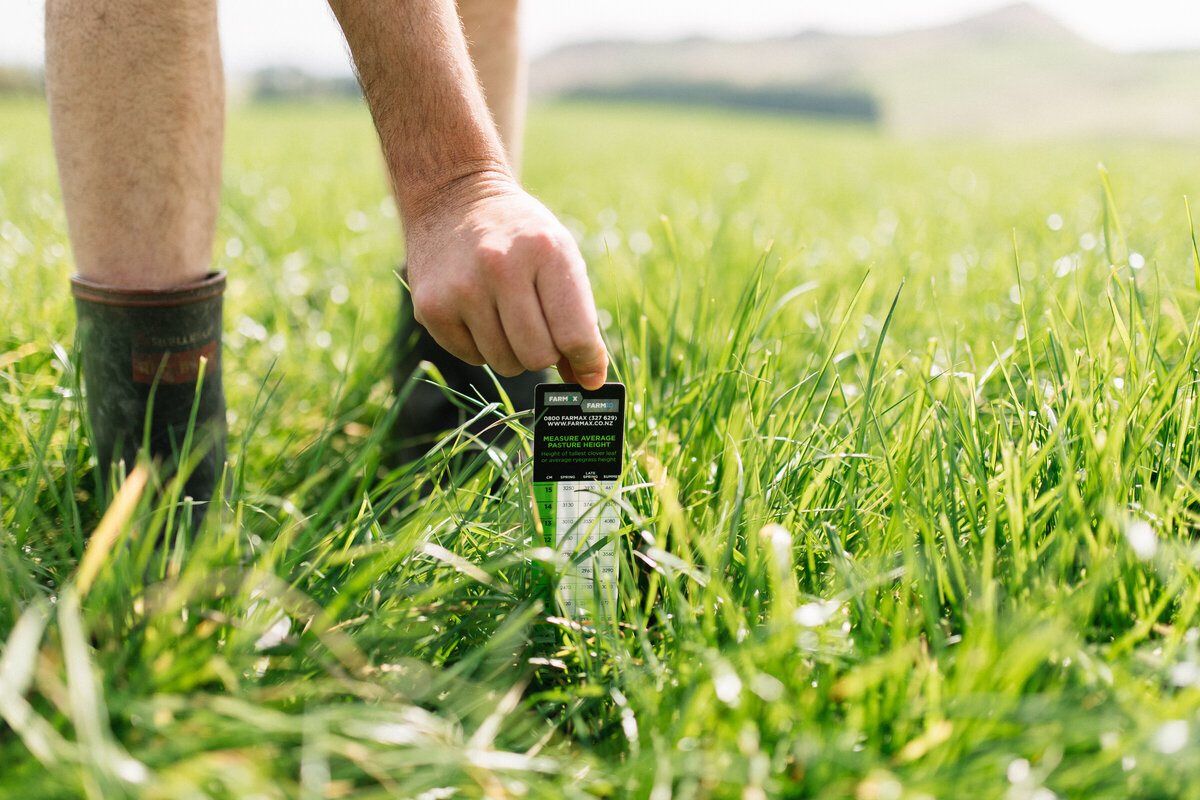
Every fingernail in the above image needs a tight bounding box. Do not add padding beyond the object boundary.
[579,371,605,389]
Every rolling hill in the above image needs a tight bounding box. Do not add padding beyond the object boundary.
[529,3,1200,138]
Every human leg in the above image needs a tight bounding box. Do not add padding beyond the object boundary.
[46,0,227,505]
[457,0,526,173]
[45,0,223,288]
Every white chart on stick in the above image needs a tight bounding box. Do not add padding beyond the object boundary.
[554,479,619,618]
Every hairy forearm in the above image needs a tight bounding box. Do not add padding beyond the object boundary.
[328,0,515,223]
[329,0,609,388]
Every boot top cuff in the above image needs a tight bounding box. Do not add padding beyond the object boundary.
[71,271,226,307]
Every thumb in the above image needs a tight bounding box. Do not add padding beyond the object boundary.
[558,341,607,390]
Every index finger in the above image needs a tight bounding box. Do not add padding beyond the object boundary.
[536,257,608,390]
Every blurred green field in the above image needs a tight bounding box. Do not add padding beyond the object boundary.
[6,96,1200,798]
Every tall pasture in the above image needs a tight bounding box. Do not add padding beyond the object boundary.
[4,97,1200,797]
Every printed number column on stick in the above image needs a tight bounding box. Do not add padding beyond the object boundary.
[532,383,625,620]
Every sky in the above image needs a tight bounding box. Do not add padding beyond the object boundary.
[4,0,1200,76]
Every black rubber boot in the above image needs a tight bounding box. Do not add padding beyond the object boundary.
[393,281,549,466]
[72,271,227,507]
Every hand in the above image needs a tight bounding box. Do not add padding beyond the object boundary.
[404,174,609,390]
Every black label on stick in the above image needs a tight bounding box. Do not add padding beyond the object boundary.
[532,382,625,621]
[533,383,625,483]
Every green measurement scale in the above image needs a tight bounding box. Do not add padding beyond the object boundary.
[532,383,625,619]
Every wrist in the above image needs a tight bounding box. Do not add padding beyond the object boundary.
[399,163,518,232]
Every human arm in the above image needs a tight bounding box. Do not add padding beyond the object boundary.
[328,0,608,389]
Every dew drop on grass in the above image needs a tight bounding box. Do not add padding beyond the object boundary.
[282,251,307,272]
[114,758,149,784]
[414,789,458,800]
[749,673,784,702]
[1170,661,1200,687]
[237,315,268,342]
[849,235,871,260]
[858,770,903,800]
[366,722,422,746]
[628,230,653,255]
[239,172,263,196]
[1,222,27,255]
[621,708,639,744]
[1154,720,1188,754]
[794,601,836,627]
[267,186,290,212]
[713,668,742,705]
[287,272,310,296]
[1007,758,1031,783]
[761,523,792,562]
[1129,252,1145,270]
[1125,518,1157,561]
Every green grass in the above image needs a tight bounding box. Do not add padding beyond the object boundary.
[6,96,1200,797]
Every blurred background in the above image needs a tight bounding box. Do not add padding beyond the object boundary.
[2,0,1200,138]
